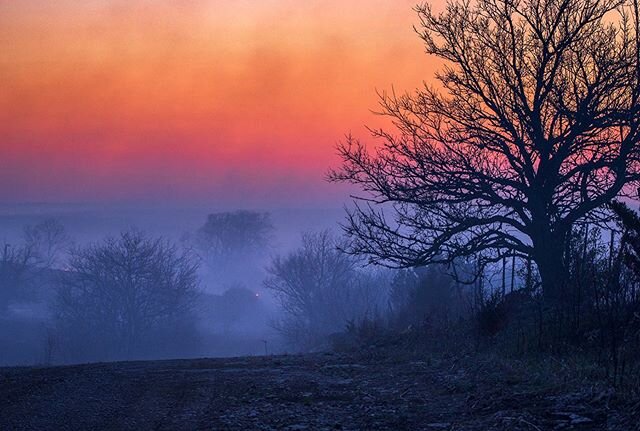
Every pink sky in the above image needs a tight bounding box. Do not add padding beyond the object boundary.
[0,1,439,206]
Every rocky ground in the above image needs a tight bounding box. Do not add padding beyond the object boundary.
[1,351,639,430]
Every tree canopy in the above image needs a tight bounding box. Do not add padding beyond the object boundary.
[330,0,640,300]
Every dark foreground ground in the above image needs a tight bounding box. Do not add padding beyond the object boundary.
[1,352,639,430]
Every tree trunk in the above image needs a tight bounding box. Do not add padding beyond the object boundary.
[532,231,569,306]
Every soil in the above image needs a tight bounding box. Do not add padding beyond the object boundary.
[1,352,638,430]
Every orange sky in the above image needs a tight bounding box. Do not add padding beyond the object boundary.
[0,0,439,206]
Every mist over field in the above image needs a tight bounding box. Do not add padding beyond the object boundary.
[0,203,343,250]
[0,203,351,365]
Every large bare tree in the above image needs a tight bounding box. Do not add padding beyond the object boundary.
[330,0,640,302]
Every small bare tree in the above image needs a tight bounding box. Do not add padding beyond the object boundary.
[190,210,274,289]
[56,230,199,360]
[265,231,388,348]
[23,218,71,269]
[0,242,36,312]
[194,211,273,262]
[330,0,640,304]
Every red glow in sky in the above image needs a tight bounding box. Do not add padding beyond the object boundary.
[0,1,438,206]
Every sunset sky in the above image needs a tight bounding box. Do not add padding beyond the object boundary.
[0,1,438,207]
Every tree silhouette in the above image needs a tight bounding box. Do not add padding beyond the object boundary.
[190,210,273,289]
[330,0,640,302]
[23,218,71,268]
[56,231,199,359]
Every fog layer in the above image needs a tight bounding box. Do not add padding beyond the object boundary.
[0,204,348,365]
